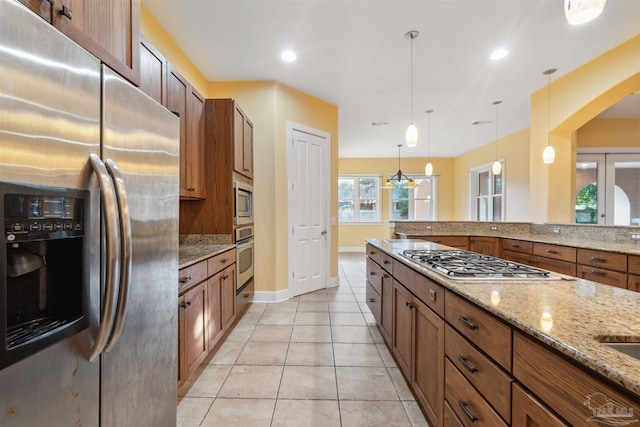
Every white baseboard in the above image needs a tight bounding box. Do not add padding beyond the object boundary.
[339,247,366,253]
[253,275,341,302]
[328,276,339,287]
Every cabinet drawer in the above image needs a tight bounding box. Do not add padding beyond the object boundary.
[208,248,236,276]
[501,239,532,254]
[513,332,640,427]
[445,291,512,371]
[501,250,533,265]
[423,235,469,250]
[366,243,382,265]
[366,257,383,295]
[576,265,627,289]
[443,400,464,427]
[379,251,393,273]
[366,282,381,324]
[629,255,640,275]
[393,260,445,316]
[533,243,576,263]
[534,256,576,277]
[445,359,507,427]
[178,260,208,294]
[512,383,568,427]
[629,274,640,292]
[578,248,627,272]
[445,325,513,423]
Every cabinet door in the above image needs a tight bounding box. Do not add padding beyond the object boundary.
[177,294,185,388]
[629,274,640,292]
[469,237,499,256]
[221,265,237,330]
[533,256,576,277]
[243,117,254,178]
[166,66,189,198]
[392,280,413,376]
[576,265,627,289]
[186,88,206,198]
[17,0,52,22]
[412,298,444,427]
[512,384,567,427]
[52,0,140,85]
[207,273,222,348]
[182,284,208,380]
[379,271,393,344]
[139,36,166,105]
[233,105,253,178]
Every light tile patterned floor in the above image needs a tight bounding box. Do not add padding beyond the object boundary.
[177,252,430,427]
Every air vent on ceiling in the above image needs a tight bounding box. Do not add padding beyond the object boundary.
[370,122,388,127]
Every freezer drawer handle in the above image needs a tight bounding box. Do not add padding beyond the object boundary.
[104,159,132,353]
[88,154,121,361]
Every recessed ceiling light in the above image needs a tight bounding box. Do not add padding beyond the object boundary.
[490,48,509,60]
[281,50,297,62]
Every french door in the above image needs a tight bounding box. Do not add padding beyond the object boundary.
[576,153,640,225]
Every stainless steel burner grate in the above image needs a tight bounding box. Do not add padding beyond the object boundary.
[401,249,556,279]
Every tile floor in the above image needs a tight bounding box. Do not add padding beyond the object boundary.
[177,252,430,427]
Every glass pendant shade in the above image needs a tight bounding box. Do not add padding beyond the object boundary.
[543,145,556,164]
[425,162,433,176]
[406,124,418,147]
[492,160,502,175]
[564,0,607,25]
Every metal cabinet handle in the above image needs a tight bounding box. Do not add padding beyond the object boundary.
[88,154,120,361]
[221,258,228,264]
[458,355,478,373]
[104,159,132,353]
[382,260,390,265]
[243,293,250,298]
[511,243,520,247]
[369,251,376,255]
[458,315,478,331]
[369,271,376,276]
[179,276,192,285]
[223,275,229,280]
[369,298,375,303]
[405,301,415,309]
[382,273,390,279]
[46,0,54,4]
[59,5,72,19]
[546,249,558,254]
[458,400,479,423]
[590,269,606,276]
[591,257,606,263]
[429,288,436,303]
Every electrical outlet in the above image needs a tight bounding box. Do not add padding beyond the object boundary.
[631,234,640,240]
[425,225,432,230]
[490,226,498,231]
[552,228,560,234]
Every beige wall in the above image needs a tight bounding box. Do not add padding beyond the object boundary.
[338,157,455,249]
[577,118,640,148]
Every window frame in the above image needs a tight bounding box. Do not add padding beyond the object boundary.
[338,175,382,223]
[469,162,504,221]
[389,174,438,221]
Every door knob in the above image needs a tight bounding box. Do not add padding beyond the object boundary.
[321,230,327,235]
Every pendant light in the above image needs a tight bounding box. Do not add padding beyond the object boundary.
[492,100,502,175]
[542,68,557,164]
[405,30,419,148]
[424,109,434,176]
[564,0,607,25]
[383,144,419,189]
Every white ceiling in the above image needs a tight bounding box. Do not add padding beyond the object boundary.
[144,0,640,159]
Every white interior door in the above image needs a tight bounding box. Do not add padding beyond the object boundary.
[288,123,330,297]
[605,154,640,226]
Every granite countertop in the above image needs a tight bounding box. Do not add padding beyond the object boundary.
[367,238,640,399]
[395,231,640,256]
[179,243,235,269]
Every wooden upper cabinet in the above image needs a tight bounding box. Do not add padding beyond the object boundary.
[51,0,140,85]
[233,104,254,179]
[17,0,53,22]
[166,66,205,200]
[139,36,167,105]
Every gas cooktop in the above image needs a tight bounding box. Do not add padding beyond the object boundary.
[400,249,558,280]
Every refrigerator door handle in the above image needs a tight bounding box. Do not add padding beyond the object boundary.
[88,154,121,361]
[104,159,132,352]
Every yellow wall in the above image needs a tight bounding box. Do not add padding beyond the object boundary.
[530,34,640,223]
[453,128,531,221]
[338,157,455,248]
[577,118,640,148]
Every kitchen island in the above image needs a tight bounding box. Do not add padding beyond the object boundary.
[366,238,640,426]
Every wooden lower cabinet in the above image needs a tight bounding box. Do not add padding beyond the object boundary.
[379,271,393,343]
[533,255,577,276]
[392,280,413,376]
[576,264,627,289]
[178,282,208,388]
[221,264,237,331]
[443,399,464,427]
[421,235,469,250]
[512,384,567,427]
[207,273,222,347]
[412,297,444,427]
[469,237,499,256]
[629,274,640,292]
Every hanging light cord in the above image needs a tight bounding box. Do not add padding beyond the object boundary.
[547,71,551,146]
[409,35,414,125]
[494,100,501,157]
[427,110,431,158]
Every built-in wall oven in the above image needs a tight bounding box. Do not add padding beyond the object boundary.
[235,225,254,293]
[234,180,253,225]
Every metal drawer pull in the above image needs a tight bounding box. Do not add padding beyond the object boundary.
[59,5,72,19]
[458,315,478,331]
[405,301,415,309]
[369,251,376,255]
[179,276,192,285]
[591,269,605,276]
[458,400,479,423]
[369,298,375,303]
[244,293,250,298]
[546,249,558,254]
[591,257,606,263]
[429,288,436,302]
[511,243,520,247]
[382,273,390,279]
[369,271,376,275]
[383,260,390,265]
[221,258,228,263]
[458,355,478,373]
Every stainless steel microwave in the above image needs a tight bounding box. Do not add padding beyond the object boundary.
[234,180,253,225]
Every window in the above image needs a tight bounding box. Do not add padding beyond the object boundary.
[390,175,437,220]
[470,163,503,221]
[338,176,380,222]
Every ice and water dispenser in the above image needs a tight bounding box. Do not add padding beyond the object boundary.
[1,181,90,369]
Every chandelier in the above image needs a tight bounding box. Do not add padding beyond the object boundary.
[383,144,418,189]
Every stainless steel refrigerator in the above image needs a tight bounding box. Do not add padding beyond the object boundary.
[0,0,179,425]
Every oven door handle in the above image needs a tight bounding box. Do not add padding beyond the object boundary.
[103,159,132,353]
[87,154,120,361]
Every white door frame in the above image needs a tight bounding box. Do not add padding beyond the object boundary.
[286,121,331,296]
